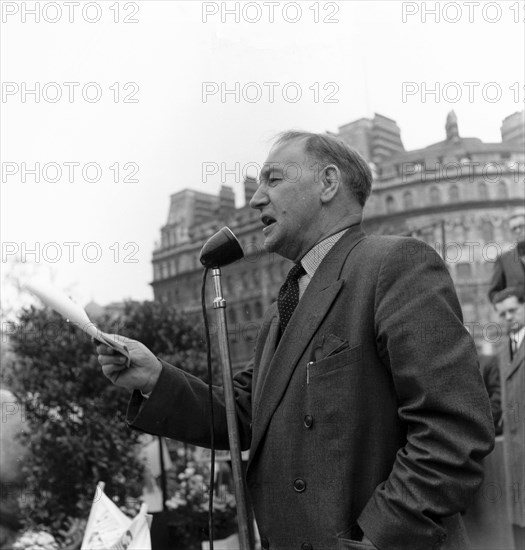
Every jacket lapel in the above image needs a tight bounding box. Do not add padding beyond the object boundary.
[252,304,279,408]
[506,338,524,379]
[249,226,366,465]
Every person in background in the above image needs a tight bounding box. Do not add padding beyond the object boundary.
[477,350,502,435]
[492,286,525,549]
[488,207,525,302]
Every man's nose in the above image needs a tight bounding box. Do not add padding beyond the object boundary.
[249,184,268,210]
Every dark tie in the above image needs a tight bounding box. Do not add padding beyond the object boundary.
[510,334,518,358]
[278,263,306,335]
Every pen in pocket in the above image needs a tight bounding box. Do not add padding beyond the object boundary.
[307,361,314,384]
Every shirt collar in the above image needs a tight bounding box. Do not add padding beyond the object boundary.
[512,326,525,349]
[300,228,349,278]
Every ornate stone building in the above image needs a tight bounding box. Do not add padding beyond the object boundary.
[152,111,524,365]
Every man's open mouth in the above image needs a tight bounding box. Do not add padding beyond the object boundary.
[261,215,276,231]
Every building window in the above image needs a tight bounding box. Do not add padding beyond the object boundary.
[181,254,191,271]
[429,186,441,205]
[244,303,252,320]
[453,223,465,242]
[403,191,414,210]
[478,181,489,200]
[254,301,263,318]
[449,185,460,202]
[386,195,396,213]
[241,271,250,289]
[481,220,494,242]
[228,308,238,342]
[497,180,508,199]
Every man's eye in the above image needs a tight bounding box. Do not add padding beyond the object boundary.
[268,178,281,185]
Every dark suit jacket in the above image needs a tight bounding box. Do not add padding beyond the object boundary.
[488,244,525,302]
[128,226,494,550]
[478,354,502,435]
[498,336,525,527]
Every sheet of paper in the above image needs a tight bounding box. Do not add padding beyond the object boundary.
[24,280,99,337]
[23,279,131,366]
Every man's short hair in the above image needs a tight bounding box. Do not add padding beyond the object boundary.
[274,131,373,207]
[491,286,525,305]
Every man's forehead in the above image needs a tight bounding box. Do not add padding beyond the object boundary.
[261,140,310,174]
[265,139,308,162]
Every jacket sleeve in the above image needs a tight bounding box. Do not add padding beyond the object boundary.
[358,239,495,549]
[126,359,253,451]
[481,355,502,434]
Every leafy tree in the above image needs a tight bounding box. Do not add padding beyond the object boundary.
[4,300,211,541]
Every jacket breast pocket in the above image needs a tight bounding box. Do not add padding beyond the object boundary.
[308,344,362,380]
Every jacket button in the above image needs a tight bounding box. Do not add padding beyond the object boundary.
[293,478,306,492]
[301,543,313,550]
[303,414,313,428]
[261,536,269,549]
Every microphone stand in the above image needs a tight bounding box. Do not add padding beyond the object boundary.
[210,267,253,549]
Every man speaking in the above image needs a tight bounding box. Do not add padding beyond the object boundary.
[97,132,494,549]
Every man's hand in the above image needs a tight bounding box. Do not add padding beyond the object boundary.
[96,335,162,394]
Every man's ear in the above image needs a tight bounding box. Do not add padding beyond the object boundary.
[319,164,341,203]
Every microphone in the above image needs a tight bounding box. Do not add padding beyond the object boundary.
[198,227,253,547]
[199,227,244,268]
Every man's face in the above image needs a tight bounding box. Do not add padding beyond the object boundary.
[249,139,324,262]
[509,214,525,242]
[495,296,525,334]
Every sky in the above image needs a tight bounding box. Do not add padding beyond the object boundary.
[1,0,524,314]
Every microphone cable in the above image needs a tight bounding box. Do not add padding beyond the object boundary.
[201,267,215,550]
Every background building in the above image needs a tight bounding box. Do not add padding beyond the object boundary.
[152,111,524,365]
